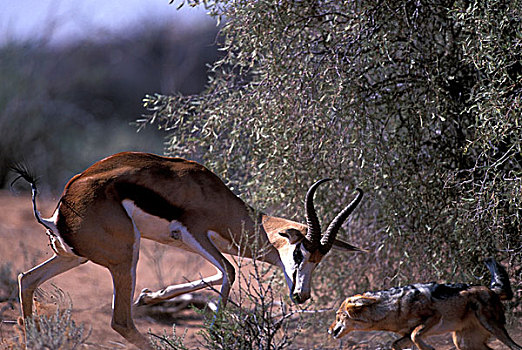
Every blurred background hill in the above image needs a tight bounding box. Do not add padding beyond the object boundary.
[0,0,218,190]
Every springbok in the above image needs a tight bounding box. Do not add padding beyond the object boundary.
[13,152,364,349]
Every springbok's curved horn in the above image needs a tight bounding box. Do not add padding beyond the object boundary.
[319,188,363,255]
[305,179,331,250]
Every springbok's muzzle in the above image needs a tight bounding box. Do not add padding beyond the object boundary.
[292,292,309,304]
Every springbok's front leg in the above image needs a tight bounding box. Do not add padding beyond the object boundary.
[137,225,235,310]
[135,269,224,306]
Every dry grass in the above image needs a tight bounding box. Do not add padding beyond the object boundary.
[0,191,520,349]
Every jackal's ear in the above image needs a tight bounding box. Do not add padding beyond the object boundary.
[346,295,379,308]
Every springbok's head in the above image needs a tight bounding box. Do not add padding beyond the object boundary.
[274,179,365,304]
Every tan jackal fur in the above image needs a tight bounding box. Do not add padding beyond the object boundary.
[329,258,521,350]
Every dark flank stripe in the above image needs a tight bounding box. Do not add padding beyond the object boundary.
[430,283,470,300]
[114,182,184,222]
[364,282,472,302]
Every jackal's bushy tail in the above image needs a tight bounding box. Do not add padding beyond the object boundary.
[484,258,513,301]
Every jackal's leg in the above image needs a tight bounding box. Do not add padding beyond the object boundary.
[474,310,522,350]
[392,334,414,350]
[452,329,492,350]
[411,312,441,350]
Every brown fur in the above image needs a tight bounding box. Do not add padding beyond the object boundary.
[329,282,521,350]
[16,152,364,350]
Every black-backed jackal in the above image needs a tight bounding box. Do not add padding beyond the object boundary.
[329,258,521,350]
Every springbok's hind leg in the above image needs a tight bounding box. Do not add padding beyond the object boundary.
[109,262,153,350]
[18,254,86,320]
[105,213,153,350]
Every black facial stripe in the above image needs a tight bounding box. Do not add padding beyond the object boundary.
[293,243,304,266]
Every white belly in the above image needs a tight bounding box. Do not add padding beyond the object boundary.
[121,200,236,255]
[122,199,189,248]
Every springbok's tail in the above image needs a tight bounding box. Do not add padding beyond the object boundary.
[485,258,514,301]
[10,164,54,232]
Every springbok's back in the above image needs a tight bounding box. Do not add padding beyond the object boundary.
[14,151,366,349]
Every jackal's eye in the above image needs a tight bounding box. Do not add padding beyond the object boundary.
[293,243,303,266]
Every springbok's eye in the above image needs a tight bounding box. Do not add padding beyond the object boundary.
[293,243,303,266]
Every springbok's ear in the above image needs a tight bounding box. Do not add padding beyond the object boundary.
[278,228,303,244]
[333,239,368,253]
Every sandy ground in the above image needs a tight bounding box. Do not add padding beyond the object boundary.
[0,191,520,349]
[0,191,214,349]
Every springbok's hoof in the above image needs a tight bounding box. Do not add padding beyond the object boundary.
[134,288,153,306]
